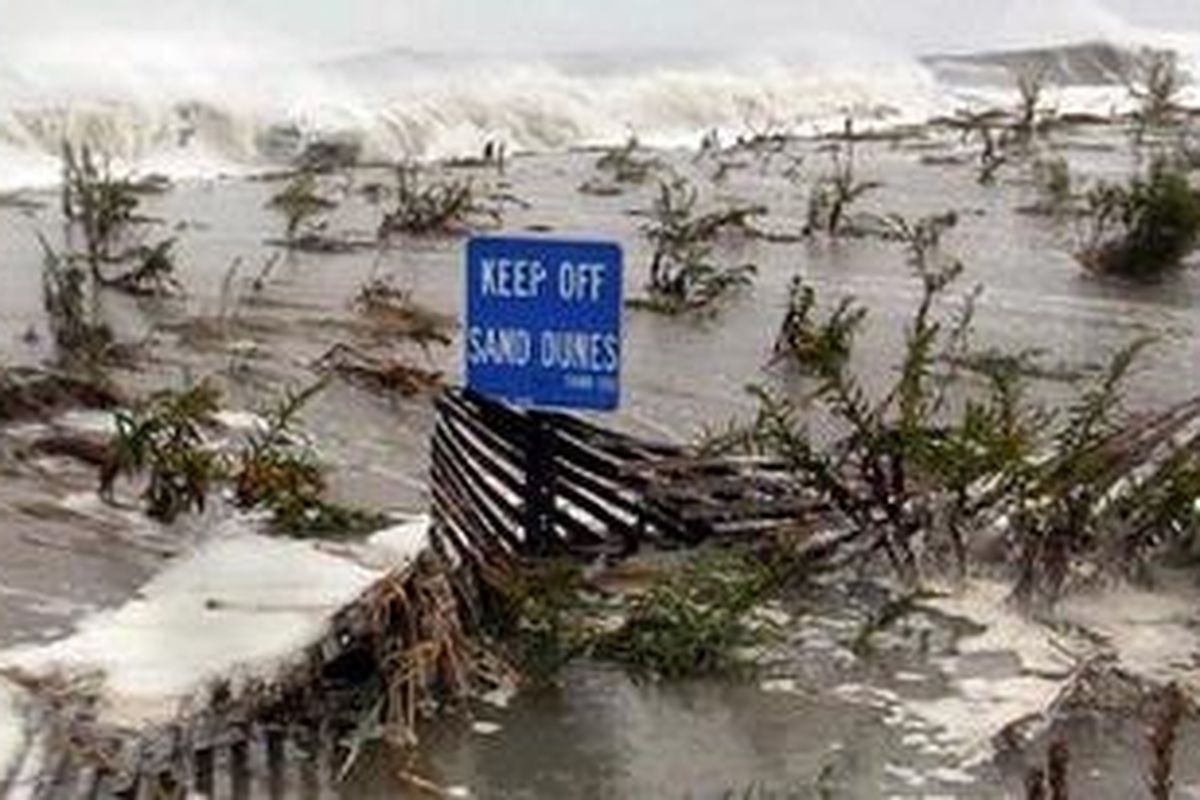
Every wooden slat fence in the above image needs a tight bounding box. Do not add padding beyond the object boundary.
[429,388,823,566]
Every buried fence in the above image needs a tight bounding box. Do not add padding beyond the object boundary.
[428,387,824,567]
[0,388,824,800]
[8,387,1200,798]
[0,557,504,800]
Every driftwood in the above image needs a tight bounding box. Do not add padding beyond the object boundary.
[353,281,455,351]
[0,369,121,423]
[28,433,113,467]
[264,233,378,254]
[314,344,443,397]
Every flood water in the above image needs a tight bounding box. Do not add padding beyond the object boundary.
[2,126,1200,797]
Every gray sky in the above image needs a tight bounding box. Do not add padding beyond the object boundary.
[2,0,1199,59]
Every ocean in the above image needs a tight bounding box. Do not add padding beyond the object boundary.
[1,36,1197,190]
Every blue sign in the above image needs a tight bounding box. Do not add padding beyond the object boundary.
[465,236,623,411]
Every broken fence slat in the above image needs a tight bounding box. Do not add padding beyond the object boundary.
[431,450,520,556]
[438,392,524,467]
[433,387,828,564]
[437,414,524,499]
[432,428,523,547]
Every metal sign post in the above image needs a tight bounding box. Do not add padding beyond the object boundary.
[464,235,623,551]
[524,412,557,554]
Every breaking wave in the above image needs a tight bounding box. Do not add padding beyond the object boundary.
[0,36,1196,190]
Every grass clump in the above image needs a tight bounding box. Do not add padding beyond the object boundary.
[377,164,500,238]
[1078,158,1200,279]
[229,381,387,537]
[100,380,224,523]
[60,142,179,295]
[633,176,760,314]
[596,549,777,679]
[486,560,595,683]
[266,172,337,245]
[804,144,881,236]
[1128,48,1188,135]
[711,210,1199,601]
[99,379,386,536]
[489,548,782,683]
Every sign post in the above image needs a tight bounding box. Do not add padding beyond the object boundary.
[465,236,623,552]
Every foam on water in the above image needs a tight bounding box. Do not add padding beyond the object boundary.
[0,516,431,726]
[1,30,1190,191]
[0,680,27,779]
[0,45,953,189]
[888,578,1200,765]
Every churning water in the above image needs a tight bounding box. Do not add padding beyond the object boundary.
[1,0,1199,190]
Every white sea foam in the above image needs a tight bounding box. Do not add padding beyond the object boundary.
[2,1,1198,194]
[886,578,1200,765]
[0,46,954,190]
[7,23,1193,192]
[0,681,28,783]
[0,516,431,727]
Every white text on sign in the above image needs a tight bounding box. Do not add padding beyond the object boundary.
[480,259,607,302]
[467,328,619,372]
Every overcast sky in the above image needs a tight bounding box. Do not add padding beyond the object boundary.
[2,0,1199,59]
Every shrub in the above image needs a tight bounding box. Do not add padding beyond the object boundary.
[314,343,443,397]
[1129,48,1188,134]
[772,276,865,370]
[727,213,991,582]
[353,277,454,351]
[1078,159,1200,278]
[39,238,117,368]
[596,549,776,679]
[60,143,180,295]
[713,211,1197,600]
[946,111,1013,185]
[100,380,224,522]
[109,238,183,296]
[635,176,761,313]
[230,381,387,537]
[631,241,756,315]
[61,143,141,275]
[294,138,361,173]
[266,172,337,244]
[804,144,881,236]
[99,379,386,536]
[377,164,500,238]
[590,135,662,185]
[1014,65,1050,141]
